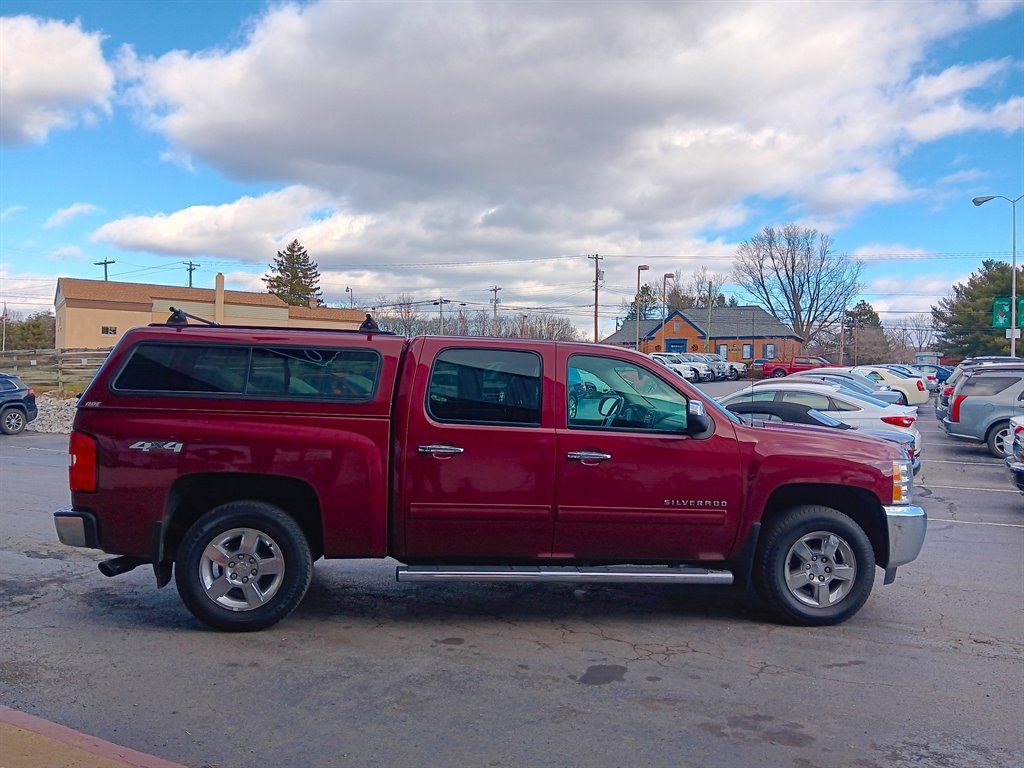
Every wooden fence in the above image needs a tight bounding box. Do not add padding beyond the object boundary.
[0,348,111,393]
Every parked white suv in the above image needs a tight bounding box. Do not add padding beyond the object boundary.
[649,353,700,383]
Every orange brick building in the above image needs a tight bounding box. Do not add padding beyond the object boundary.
[602,306,803,362]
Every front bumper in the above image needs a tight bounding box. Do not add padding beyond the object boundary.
[1005,458,1024,495]
[882,504,927,584]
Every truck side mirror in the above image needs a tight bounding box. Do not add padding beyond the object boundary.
[687,399,713,436]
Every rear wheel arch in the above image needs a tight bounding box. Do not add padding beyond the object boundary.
[985,420,1012,459]
[162,473,324,564]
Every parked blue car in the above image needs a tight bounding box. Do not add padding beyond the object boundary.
[0,373,38,435]
[912,363,953,384]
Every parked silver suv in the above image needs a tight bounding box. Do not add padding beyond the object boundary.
[942,363,1024,458]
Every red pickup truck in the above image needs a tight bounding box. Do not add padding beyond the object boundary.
[762,356,833,378]
[54,320,925,631]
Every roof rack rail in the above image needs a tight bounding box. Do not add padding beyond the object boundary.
[167,307,218,326]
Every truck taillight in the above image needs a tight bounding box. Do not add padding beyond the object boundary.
[941,385,953,398]
[950,395,966,422]
[69,431,97,493]
[881,415,915,429]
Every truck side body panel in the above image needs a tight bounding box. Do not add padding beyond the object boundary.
[71,326,406,559]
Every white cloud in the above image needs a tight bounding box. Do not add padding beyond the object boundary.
[1,205,27,221]
[159,150,197,174]
[117,0,1016,228]
[47,245,84,260]
[0,16,114,145]
[0,267,58,316]
[44,203,101,229]
[42,0,1016,336]
[90,185,337,259]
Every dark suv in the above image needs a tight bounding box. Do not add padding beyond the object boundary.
[0,373,38,435]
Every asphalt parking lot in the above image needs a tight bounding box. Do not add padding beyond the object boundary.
[1,394,1021,768]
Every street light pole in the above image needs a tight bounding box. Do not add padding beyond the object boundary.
[662,272,673,350]
[635,264,649,351]
[973,194,1022,357]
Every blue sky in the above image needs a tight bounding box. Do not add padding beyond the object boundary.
[1,0,1021,338]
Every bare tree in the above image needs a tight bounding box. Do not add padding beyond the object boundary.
[686,267,729,308]
[903,313,936,352]
[733,224,861,344]
[374,293,427,336]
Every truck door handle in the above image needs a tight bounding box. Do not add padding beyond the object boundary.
[566,451,612,462]
[418,444,465,456]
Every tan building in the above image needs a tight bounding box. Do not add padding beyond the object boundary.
[55,275,367,349]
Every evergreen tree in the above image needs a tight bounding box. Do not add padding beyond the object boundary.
[843,300,890,364]
[263,239,323,306]
[622,284,660,321]
[3,311,55,350]
[932,259,1023,357]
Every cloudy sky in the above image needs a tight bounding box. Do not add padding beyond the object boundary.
[1,0,1021,337]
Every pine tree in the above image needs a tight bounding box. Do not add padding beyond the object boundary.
[263,239,323,306]
[933,259,1023,357]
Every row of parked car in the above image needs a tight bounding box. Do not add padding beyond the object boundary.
[650,351,747,382]
[698,354,1021,497]
[713,367,927,473]
[925,356,1023,496]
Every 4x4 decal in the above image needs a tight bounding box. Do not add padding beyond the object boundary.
[129,440,184,454]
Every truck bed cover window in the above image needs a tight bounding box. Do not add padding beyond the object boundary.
[114,342,381,401]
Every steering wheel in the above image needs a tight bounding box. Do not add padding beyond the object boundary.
[601,394,625,427]
[619,403,648,426]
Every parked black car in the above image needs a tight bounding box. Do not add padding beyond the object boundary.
[0,373,38,435]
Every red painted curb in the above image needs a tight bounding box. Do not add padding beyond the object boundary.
[0,706,189,768]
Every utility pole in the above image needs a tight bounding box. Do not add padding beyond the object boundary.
[588,254,603,342]
[706,281,713,353]
[94,259,115,281]
[433,296,451,334]
[184,261,200,288]
[489,285,502,331]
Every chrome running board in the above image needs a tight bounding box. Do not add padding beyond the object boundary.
[396,564,733,585]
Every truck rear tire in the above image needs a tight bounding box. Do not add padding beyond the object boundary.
[771,368,786,377]
[755,505,875,626]
[175,501,312,632]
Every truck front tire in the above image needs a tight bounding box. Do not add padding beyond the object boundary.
[755,505,875,626]
[175,501,312,632]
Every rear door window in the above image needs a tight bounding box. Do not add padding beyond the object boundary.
[427,348,542,425]
[962,375,1022,397]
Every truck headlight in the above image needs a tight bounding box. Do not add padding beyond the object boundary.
[891,459,913,505]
